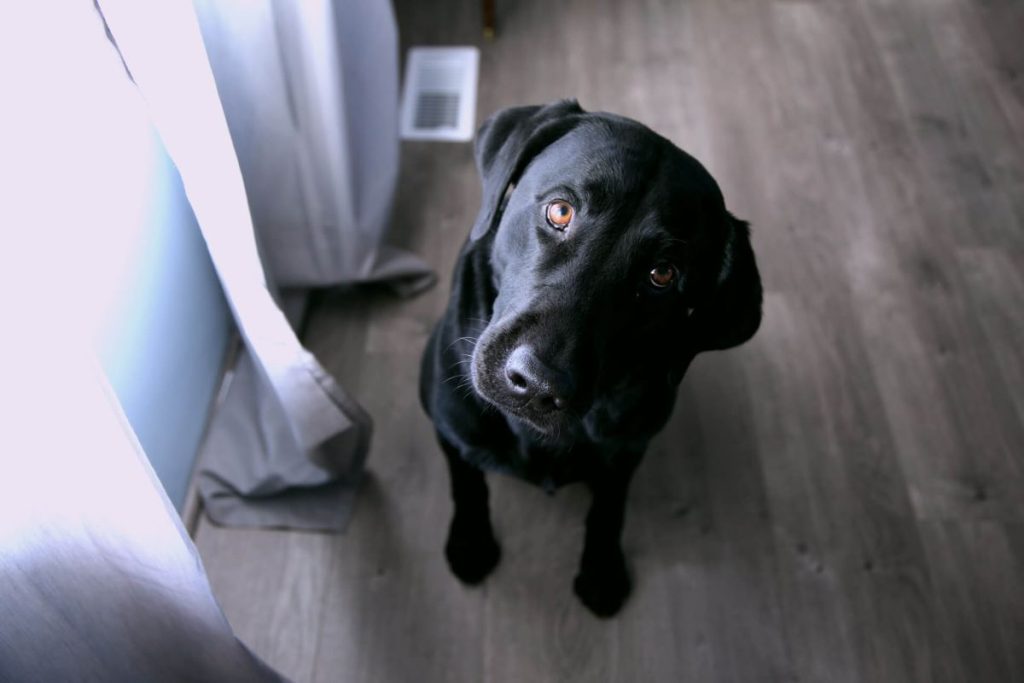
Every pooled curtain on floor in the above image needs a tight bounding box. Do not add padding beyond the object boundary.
[102,0,433,531]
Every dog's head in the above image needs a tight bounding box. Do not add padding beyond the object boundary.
[468,101,762,442]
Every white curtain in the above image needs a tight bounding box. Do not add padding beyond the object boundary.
[192,0,434,292]
[0,3,285,678]
[99,0,433,530]
[0,336,284,682]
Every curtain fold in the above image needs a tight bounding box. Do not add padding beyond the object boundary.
[99,0,422,530]
[192,0,436,292]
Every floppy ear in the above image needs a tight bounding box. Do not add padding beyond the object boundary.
[691,214,763,351]
[470,99,585,241]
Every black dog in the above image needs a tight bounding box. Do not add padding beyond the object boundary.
[419,100,762,617]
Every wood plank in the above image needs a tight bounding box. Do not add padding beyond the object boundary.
[730,3,956,680]
[310,475,486,683]
[921,0,1024,191]
[481,479,620,683]
[919,521,1024,682]
[814,0,1024,521]
[193,525,335,683]
[951,0,1024,138]
[672,355,792,683]
[955,248,1024,425]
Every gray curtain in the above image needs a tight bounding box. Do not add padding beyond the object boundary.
[102,0,433,531]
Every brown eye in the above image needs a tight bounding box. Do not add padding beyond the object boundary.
[649,263,677,288]
[545,200,574,229]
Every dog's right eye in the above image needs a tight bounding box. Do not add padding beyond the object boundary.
[649,263,678,288]
[545,200,574,230]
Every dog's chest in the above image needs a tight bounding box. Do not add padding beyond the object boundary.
[503,431,598,492]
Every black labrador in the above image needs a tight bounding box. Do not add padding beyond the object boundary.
[419,100,762,617]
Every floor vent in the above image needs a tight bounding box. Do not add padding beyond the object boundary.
[400,47,479,142]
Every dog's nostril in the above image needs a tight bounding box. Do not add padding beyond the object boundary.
[506,368,528,390]
[504,346,572,411]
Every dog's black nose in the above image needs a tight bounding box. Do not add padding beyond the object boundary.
[504,346,572,412]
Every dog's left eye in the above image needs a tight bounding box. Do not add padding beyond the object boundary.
[545,200,574,229]
[649,263,677,288]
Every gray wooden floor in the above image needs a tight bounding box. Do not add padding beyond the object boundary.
[193,0,1024,681]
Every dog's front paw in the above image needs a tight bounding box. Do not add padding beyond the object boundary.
[445,517,501,585]
[573,549,632,617]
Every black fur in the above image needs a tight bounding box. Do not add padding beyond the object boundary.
[419,100,763,617]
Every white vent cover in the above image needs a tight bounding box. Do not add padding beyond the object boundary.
[400,47,479,142]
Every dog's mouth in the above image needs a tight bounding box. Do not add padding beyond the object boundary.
[482,392,567,434]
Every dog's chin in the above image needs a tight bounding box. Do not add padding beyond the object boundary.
[503,404,568,436]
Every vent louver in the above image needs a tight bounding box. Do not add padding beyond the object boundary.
[400,47,479,142]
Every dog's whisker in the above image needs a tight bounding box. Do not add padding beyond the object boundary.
[446,352,477,375]
[443,336,479,354]
[455,381,478,400]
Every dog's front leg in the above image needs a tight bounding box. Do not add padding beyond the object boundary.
[574,458,640,617]
[438,435,501,584]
